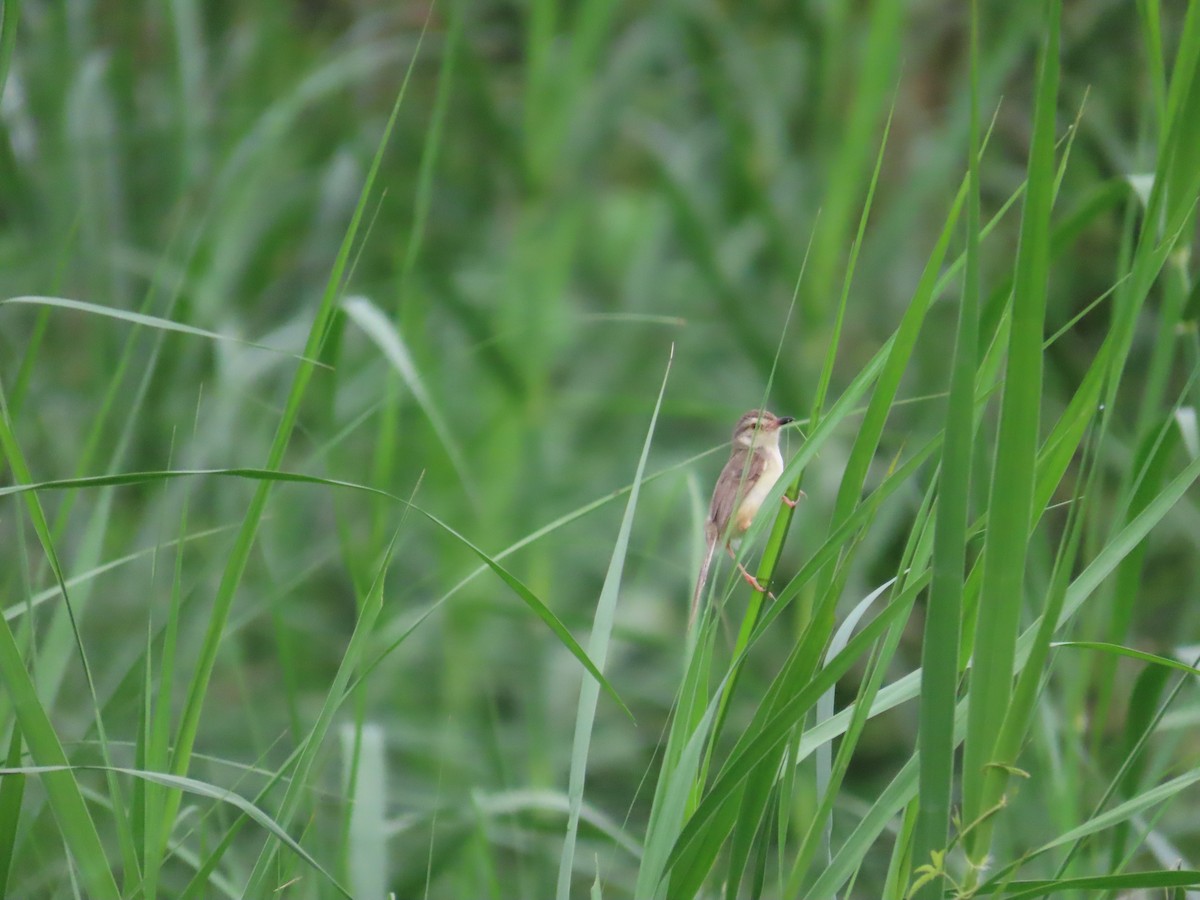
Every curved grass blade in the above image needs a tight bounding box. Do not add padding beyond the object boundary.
[1029,765,1200,863]
[0,765,350,898]
[0,466,628,715]
[1050,641,1200,678]
[0,295,329,367]
[797,445,1200,767]
[3,521,242,623]
[342,294,478,503]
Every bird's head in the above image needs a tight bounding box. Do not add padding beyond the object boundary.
[731,409,795,448]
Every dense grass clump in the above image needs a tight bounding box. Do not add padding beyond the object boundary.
[1,1,1199,897]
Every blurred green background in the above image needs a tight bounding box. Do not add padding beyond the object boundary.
[1,0,1198,897]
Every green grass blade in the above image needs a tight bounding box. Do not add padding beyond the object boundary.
[664,576,925,880]
[810,100,894,423]
[0,764,350,897]
[635,663,732,900]
[556,345,672,899]
[804,0,902,320]
[421,494,633,719]
[0,726,25,894]
[0,382,128,898]
[802,757,919,900]
[0,295,328,367]
[784,587,906,895]
[1033,765,1200,858]
[1050,641,1200,678]
[342,294,478,502]
[961,1,1059,871]
[913,1,982,886]
[0,465,628,715]
[979,871,1200,899]
[796,443,1200,770]
[241,524,402,895]
[0,0,17,99]
[165,32,426,825]
[1057,448,1200,626]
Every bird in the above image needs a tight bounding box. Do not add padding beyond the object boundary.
[690,409,796,629]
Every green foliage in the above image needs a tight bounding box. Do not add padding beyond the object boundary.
[1,1,1198,897]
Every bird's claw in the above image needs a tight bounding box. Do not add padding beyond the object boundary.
[736,563,776,600]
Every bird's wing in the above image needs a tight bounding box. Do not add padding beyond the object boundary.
[708,447,765,541]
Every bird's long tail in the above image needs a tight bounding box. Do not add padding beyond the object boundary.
[690,535,717,631]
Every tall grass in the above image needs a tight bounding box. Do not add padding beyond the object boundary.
[1,1,1199,898]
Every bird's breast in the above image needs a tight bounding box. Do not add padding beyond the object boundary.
[734,446,784,533]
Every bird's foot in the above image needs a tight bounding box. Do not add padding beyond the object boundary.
[736,562,775,600]
[781,490,806,509]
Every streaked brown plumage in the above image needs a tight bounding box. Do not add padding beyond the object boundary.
[689,409,795,629]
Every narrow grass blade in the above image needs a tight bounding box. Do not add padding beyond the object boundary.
[3,521,241,623]
[1058,449,1200,627]
[664,577,925,880]
[0,465,628,713]
[0,764,350,898]
[802,757,918,900]
[804,0,901,320]
[1107,659,1174,867]
[424,504,632,718]
[0,382,123,899]
[1050,641,1200,677]
[556,345,672,899]
[153,33,427,834]
[913,1,981,885]
[799,445,1200,768]
[961,1,1059,871]
[784,588,906,895]
[635,663,732,900]
[144,469,196,899]
[241,519,405,894]
[0,0,18,98]
[810,99,895,422]
[343,294,478,502]
[0,726,24,894]
[979,871,1200,899]
[1,295,328,367]
[1033,765,1200,859]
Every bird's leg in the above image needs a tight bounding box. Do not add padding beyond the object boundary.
[724,545,775,599]
[781,489,807,509]
[736,561,771,595]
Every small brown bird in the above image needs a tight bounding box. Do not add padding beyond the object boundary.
[690,409,796,629]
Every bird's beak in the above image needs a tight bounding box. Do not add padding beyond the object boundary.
[776,416,795,426]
